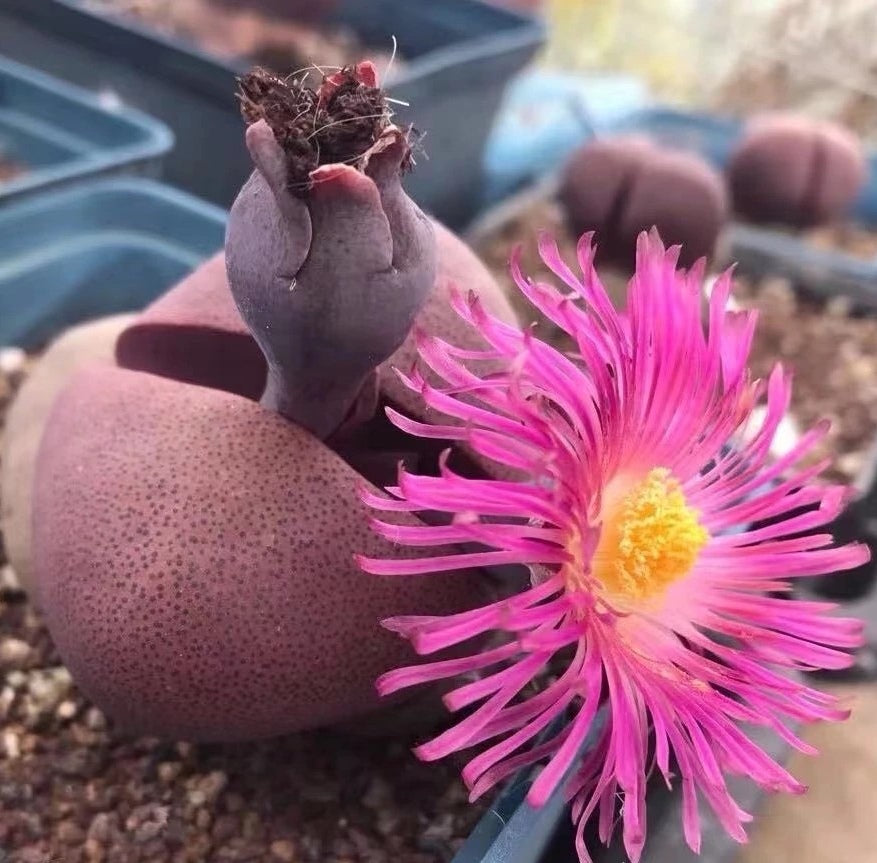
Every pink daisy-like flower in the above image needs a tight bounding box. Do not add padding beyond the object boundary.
[357,231,867,862]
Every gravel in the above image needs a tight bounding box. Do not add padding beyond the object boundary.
[731,274,877,483]
[0,357,485,863]
[804,224,877,260]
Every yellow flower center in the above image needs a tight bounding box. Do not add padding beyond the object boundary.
[590,467,709,602]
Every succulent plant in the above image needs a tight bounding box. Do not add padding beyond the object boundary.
[30,63,518,742]
[558,135,728,271]
[227,63,435,439]
[728,114,867,227]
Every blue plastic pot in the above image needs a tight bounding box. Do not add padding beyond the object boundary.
[0,178,225,349]
[603,107,877,308]
[483,69,650,206]
[0,55,173,205]
[0,0,542,229]
[605,107,742,169]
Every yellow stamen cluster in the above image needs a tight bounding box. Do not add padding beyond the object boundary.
[590,467,709,602]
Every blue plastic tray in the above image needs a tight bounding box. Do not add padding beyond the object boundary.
[0,178,225,348]
[603,107,877,307]
[0,0,542,229]
[0,55,173,205]
[605,107,742,170]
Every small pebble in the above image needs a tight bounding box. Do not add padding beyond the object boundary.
[2,729,21,759]
[195,808,212,831]
[175,741,195,759]
[28,666,73,709]
[57,699,78,721]
[83,837,106,863]
[134,820,165,844]
[0,686,15,719]
[88,812,115,844]
[270,839,297,862]
[187,788,207,808]
[6,670,27,690]
[84,706,107,731]
[198,770,228,802]
[157,761,183,783]
[0,637,32,670]
[838,451,865,479]
[58,820,87,845]
[0,564,22,595]
[0,346,26,378]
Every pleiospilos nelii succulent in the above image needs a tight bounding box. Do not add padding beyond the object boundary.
[558,135,728,271]
[728,113,867,227]
[31,62,518,742]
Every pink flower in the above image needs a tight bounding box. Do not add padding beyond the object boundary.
[357,231,867,862]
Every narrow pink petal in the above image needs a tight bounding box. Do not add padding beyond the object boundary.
[462,688,576,788]
[375,642,519,696]
[357,547,565,575]
[415,652,550,761]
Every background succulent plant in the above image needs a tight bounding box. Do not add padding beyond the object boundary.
[558,135,728,270]
[728,114,867,227]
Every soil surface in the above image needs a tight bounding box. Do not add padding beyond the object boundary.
[732,274,877,483]
[472,197,629,353]
[0,352,484,863]
[804,224,877,260]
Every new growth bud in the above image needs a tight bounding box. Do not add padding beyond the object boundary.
[226,63,436,438]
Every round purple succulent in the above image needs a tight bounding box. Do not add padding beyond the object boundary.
[729,114,867,227]
[558,135,728,270]
[31,63,518,742]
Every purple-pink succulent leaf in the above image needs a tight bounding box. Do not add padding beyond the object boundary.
[227,117,435,439]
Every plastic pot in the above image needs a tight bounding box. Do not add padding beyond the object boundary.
[0,55,172,205]
[0,0,543,229]
[0,178,225,348]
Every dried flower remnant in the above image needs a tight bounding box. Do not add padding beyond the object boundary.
[360,231,866,862]
[238,65,401,196]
